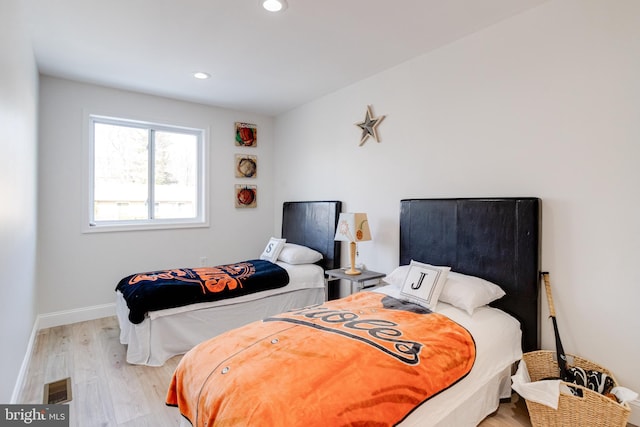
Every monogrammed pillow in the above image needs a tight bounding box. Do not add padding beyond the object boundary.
[398,260,450,310]
[259,237,286,263]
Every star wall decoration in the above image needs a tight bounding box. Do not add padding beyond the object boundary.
[355,105,385,146]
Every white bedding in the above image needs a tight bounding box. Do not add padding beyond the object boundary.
[116,262,325,366]
[175,285,523,426]
[375,285,523,426]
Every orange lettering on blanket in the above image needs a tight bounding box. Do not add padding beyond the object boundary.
[128,269,194,285]
[192,268,241,293]
[127,262,257,294]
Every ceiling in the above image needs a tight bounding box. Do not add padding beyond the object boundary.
[24,0,547,116]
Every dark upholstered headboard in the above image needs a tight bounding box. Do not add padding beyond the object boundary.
[399,198,540,352]
[281,201,342,272]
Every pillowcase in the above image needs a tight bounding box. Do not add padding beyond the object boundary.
[259,237,286,263]
[439,271,506,315]
[399,260,450,310]
[277,243,323,265]
[385,265,505,315]
[383,265,410,287]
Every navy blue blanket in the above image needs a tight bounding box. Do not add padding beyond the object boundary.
[116,259,289,324]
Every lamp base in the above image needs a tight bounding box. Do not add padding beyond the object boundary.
[345,241,361,275]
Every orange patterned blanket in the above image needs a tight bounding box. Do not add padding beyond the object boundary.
[116,259,288,324]
[166,291,475,426]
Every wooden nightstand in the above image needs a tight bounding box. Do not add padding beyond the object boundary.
[325,268,386,300]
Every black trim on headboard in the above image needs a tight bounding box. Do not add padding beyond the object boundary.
[281,201,342,272]
[399,198,540,352]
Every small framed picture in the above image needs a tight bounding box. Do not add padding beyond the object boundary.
[235,154,257,178]
[235,122,257,147]
[235,185,257,208]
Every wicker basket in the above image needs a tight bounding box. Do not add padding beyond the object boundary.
[522,351,631,427]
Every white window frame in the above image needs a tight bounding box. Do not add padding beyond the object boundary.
[83,113,209,233]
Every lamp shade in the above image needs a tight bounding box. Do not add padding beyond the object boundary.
[334,213,371,242]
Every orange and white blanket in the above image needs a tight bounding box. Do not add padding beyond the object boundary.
[166,291,476,426]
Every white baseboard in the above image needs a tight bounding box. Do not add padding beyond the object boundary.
[629,399,640,426]
[11,303,117,403]
[10,321,38,404]
[36,302,116,330]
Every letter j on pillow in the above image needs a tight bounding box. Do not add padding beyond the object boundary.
[399,261,450,310]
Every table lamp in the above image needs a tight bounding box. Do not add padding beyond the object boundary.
[334,212,372,275]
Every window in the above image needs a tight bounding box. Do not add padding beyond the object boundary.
[86,115,207,232]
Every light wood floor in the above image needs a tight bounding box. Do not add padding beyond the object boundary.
[16,316,535,427]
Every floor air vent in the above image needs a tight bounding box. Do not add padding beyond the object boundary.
[43,377,72,404]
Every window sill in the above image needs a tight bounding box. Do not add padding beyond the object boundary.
[82,220,209,233]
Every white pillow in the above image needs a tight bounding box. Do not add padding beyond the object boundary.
[277,243,323,265]
[439,271,506,315]
[383,265,410,287]
[399,260,450,310]
[385,265,507,315]
[259,237,286,262]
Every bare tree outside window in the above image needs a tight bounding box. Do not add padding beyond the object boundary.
[88,116,205,231]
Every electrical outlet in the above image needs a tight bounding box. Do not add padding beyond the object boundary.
[199,256,208,267]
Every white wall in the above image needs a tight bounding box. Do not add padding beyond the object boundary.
[0,0,39,403]
[274,0,640,408]
[37,77,276,316]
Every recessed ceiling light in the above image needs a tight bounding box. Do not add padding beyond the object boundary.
[261,0,287,12]
[193,72,210,80]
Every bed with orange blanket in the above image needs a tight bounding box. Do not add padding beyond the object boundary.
[167,291,476,426]
[167,198,540,426]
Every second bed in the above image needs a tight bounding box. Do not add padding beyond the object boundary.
[115,200,342,366]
